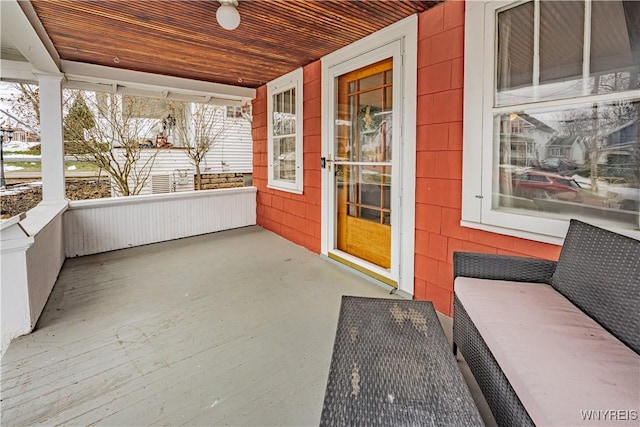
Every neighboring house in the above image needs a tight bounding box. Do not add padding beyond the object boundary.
[606,120,638,148]
[544,135,589,163]
[601,120,638,173]
[499,113,556,166]
[6,127,39,143]
[113,115,252,196]
[84,96,252,196]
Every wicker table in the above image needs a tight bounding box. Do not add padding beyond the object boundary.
[320,296,484,426]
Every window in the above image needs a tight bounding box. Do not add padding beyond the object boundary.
[464,0,639,241]
[226,106,242,119]
[267,68,304,193]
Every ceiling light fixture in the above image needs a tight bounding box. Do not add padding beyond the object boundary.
[216,0,240,30]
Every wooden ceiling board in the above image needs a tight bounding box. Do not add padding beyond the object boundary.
[29,0,442,88]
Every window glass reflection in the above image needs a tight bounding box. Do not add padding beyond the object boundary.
[494,101,639,227]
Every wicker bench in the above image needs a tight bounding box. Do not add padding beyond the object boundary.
[452,219,640,426]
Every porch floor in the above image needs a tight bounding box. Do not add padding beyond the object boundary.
[1,226,495,426]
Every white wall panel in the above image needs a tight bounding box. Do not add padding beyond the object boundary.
[64,187,257,257]
[1,203,67,357]
[25,212,65,326]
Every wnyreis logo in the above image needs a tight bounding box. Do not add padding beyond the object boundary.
[581,410,639,422]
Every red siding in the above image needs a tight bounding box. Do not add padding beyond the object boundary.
[252,0,562,316]
[413,1,561,316]
[252,61,322,253]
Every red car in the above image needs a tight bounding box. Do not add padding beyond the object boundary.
[509,170,582,200]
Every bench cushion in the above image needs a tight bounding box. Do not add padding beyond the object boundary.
[455,276,640,427]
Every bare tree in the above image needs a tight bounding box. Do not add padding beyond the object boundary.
[555,100,637,191]
[1,83,81,149]
[0,83,40,133]
[174,102,226,190]
[65,91,161,196]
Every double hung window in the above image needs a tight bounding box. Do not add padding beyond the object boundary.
[464,0,639,240]
[267,68,304,193]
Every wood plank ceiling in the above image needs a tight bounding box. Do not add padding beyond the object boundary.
[29,0,441,88]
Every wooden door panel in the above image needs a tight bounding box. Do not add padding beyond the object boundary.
[344,216,391,268]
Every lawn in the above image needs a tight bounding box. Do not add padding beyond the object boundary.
[5,161,100,173]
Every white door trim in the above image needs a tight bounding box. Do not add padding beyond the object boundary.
[327,43,401,285]
[320,15,417,296]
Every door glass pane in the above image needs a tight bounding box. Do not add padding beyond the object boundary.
[335,165,391,225]
[359,90,385,162]
[493,100,639,229]
[359,73,383,91]
[335,62,393,162]
[383,84,393,162]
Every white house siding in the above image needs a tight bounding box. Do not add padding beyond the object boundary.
[530,127,555,164]
[113,116,252,196]
[197,117,253,174]
[63,187,257,257]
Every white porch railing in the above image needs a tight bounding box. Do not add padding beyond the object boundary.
[64,186,257,257]
[1,202,67,357]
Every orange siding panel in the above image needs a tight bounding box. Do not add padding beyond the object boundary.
[413,2,561,316]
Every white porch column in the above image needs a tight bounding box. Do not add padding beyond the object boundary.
[37,74,66,202]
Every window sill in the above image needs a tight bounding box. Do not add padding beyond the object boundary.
[266,184,303,195]
[460,220,565,246]
[461,219,640,246]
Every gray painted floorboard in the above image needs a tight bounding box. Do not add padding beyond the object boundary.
[1,226,495,426]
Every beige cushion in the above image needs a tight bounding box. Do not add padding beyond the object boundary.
[455,277,640,427]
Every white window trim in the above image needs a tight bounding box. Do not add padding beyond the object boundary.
[321,15,417,296]
[463,0,640,244]
[266,68,304,194]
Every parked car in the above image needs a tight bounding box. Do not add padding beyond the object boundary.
[607,186,640,211]
[540,157,577,173]
[510,170,582,201]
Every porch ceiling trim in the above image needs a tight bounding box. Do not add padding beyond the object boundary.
[0,59,37,82]
[1,0,60,75]
[62,60,256,104]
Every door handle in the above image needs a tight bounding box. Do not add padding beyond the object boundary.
[322,155,334,171]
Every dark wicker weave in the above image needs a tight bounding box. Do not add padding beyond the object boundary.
[452,219,640,427]
[321,296,484,427]
[452,252,557,284]
[550,220,640,354]
[453,297,534,427]
[452,254,551,427]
